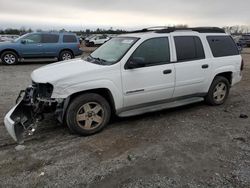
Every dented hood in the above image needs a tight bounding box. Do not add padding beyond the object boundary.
[31,58,105,84]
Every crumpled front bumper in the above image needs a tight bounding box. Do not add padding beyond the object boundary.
[4,99,34,143]
[4,88,38,143]
[4,86,59,143]
[4,104,19,142]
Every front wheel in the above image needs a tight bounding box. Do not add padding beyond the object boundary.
[66,93,111,136]
[205,76,230,105]
[1,51,18,65]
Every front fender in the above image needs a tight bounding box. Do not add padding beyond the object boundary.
[51,80,123,110]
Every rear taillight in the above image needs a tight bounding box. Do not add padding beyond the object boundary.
[241,59,244,71]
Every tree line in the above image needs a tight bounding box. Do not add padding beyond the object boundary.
[1,25,249,36]
[0,27,127,35]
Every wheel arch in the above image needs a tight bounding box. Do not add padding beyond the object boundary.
[60,88,116,123]
[205,69,234,94]
[0,49,20,58]
[59,49,74,57]
[214,72,233,85]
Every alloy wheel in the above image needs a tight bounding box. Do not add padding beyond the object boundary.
[213,82,227,103]
[76,102,104,130]
[4,54,16,64]
[62,53,72,60]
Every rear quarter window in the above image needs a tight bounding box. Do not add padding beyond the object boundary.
[207,36,239,57]
[63,35,77,43]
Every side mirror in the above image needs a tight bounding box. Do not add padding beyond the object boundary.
[21,40,26,44]
[127,57,146,69]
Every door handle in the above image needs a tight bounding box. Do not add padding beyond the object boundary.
[163,69,172,74]
[202,64,209,69]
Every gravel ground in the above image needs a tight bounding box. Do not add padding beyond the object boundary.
[0,50,249,188]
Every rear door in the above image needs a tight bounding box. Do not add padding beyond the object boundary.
[62,35,79,55]
[122,37,175,107]
[171,34,212,97]
[41,34,60,57]
[19,33,43,57]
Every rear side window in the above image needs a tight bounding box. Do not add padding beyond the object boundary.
[174,36,205,62]
[131,37,170,66]
[63,35,77,43]
[42,34,59,43]
[207,36,239,57]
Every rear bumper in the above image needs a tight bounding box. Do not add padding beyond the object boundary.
[232,71,242,86]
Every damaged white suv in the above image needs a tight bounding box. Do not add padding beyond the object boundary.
[4,27,243,142]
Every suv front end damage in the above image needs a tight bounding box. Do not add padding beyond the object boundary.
[4,82,59,143]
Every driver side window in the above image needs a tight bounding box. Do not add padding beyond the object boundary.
[23,34,41,44]
[131,37,170,67]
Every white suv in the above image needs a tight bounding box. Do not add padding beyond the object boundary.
[4,27,243,142]
[88,35,110,46]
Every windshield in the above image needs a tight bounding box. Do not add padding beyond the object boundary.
[13,33,29,42]
[86,37,138,65]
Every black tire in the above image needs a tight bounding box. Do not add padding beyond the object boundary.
[1,51,18,65]
[59,50,73,61]
[66,93,111,136]
[90,42,95,47]
[205,76,230,106]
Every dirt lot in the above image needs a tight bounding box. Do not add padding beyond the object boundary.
[0,49,250,188]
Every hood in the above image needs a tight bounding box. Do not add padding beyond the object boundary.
[31,58,107,84]
[0,41,16,48]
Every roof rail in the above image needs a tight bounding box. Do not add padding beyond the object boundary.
[129,27,225,34]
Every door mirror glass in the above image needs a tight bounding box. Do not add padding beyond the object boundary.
[21,39,27,44]
[128,57,146,69]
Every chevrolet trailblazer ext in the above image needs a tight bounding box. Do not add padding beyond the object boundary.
[4,27,243,142]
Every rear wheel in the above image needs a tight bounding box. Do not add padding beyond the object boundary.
[66,93,111,136]
[1,51,18,65]
[205,76,230,105]
[59,50,73,61]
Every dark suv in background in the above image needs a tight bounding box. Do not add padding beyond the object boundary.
[0,32,82,65]
[238,34,250,47]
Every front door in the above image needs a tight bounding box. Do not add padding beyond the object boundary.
[122,37,175,108]
[19,33,43,57]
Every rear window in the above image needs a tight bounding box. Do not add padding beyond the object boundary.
[42,34,59,43]
[63,35,77,43]
[174,36,205,62]
[207,36,239,57]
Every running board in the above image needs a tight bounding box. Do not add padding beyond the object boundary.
[118,97,204,117]
[20,58,58,62]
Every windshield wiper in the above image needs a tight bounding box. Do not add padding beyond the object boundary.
[87,55,107,65]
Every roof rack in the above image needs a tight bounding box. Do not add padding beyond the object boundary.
[129,27,225,34]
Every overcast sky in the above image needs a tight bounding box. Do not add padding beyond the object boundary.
[0,0,249,30]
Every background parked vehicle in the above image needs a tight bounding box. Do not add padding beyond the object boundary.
[0,32,82,65]
[0,35,20,42]
[238,34,250,47]
[85,35,110,47]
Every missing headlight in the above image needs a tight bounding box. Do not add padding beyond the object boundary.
[32,82,54,99]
